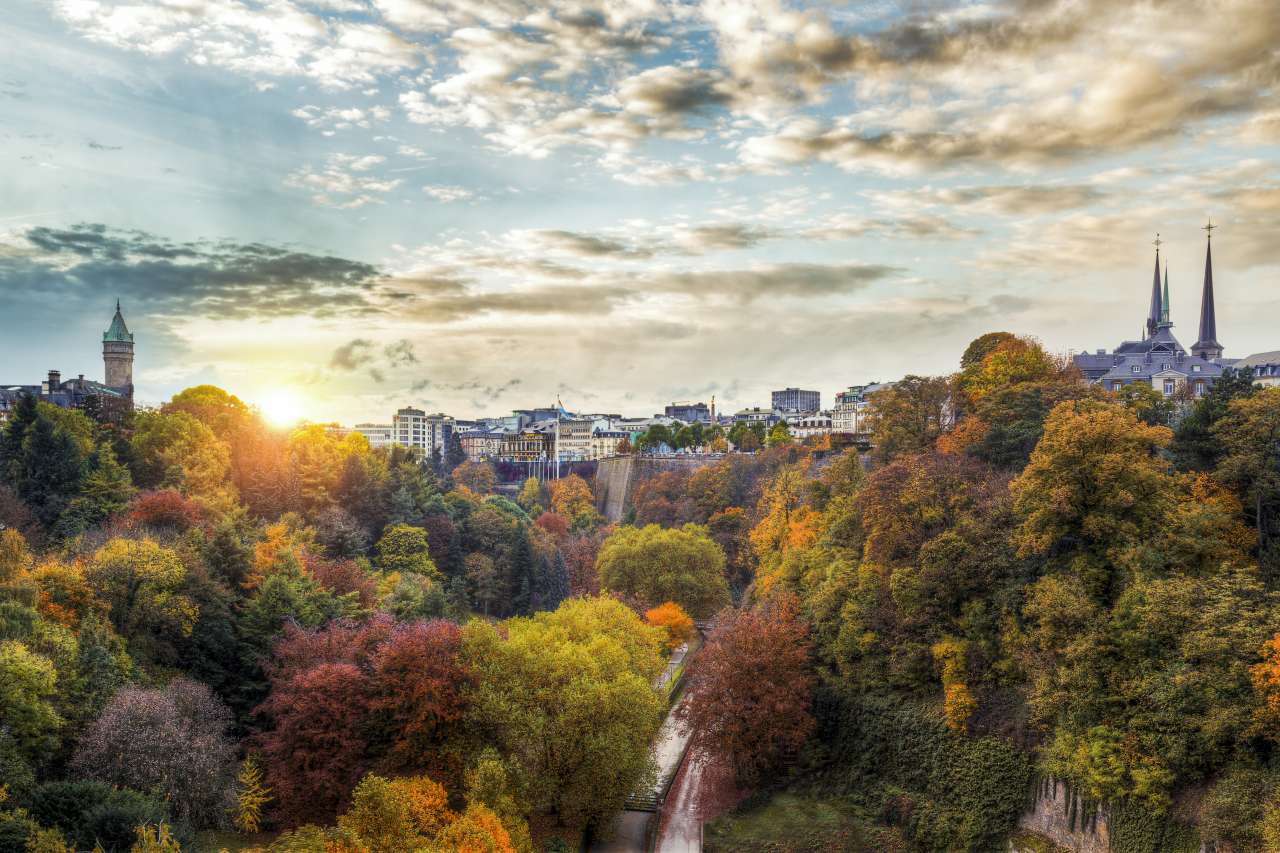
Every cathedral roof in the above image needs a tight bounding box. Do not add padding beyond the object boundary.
[103,300,133,343]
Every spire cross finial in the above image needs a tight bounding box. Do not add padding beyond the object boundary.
[1204,219,1215,240]
[1153,233,1162,251]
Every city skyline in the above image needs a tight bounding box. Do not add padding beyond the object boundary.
[3,0,1279,422]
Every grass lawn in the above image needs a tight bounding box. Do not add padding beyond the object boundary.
[703,792,908,853]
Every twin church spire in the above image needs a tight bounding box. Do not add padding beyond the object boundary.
[1142,222,1222,361]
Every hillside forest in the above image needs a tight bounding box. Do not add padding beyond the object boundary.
[1,331,1279,852]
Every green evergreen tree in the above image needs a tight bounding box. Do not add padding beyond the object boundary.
[509,529,535,616]
[57,444,134,536]
[17,415,85,530]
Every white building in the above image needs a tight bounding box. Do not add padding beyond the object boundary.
[831,384,891,437]
[392,407,454,458]
[352,423,393,449]
[788,411,832,440]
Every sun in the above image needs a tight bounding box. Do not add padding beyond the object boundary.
[259,388,304,428]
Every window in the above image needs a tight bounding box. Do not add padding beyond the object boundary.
[1163,380,1175,395]
[1192,365,1202,373]
[1131,365,1141,373]
[1195,380,1206,396]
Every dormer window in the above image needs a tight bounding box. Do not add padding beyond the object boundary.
[1192,365,1202,373]
[1131,365,1141,373]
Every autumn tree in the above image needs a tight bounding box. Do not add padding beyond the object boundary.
[1214,387,1280,576]
[1011,400,1176,601]
[454,460,498,494]
[462,597,664,826]
[375,524,441,582]
[645,601,695,652]
[866,375,953,463]
[677,595,815,784]
[547,474,600,531]
[129,409,235,513]
[596,523,730,617]
[71,678,237,828]
[84,538,197,656]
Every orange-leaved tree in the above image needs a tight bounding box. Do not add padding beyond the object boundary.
[645,601,695,652]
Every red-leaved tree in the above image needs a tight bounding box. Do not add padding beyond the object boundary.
[255,615,472,826]
[257,660,373,825]
[676,595,816,784]
[368,620,472,785]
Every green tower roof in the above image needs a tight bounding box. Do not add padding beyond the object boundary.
[103,300,133,343]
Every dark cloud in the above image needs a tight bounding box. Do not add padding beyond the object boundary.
[385,339,417,366]
[9,223,385,320]
[87,140,122,151]
[526,229,651,259]
[411,377,522,404]
[330,338,375,370]
[650,262,901,303]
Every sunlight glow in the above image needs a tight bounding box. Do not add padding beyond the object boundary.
[259,388,304,428]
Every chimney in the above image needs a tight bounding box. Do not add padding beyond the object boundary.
[47,369,61,390]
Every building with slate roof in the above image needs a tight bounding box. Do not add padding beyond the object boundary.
[1073,225,1236,399]
[0,302,135,423]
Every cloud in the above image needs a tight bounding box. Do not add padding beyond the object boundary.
[284,153,401,207]
[331,338,375,370]
[423,185,473,202]
[87,140,122,151]
[6,223,385,320]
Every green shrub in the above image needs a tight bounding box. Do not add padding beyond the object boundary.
[1108,798,1199,853]
[0,809,37,853]
[1199,765,1271,850]
[24,780,114,834]
[813,687,1035,852]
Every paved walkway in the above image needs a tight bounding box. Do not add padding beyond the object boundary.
[654,750,704,853]
[588,642,695,852]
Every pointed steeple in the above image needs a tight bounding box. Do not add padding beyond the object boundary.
[104,300,133,343]
[1159,265,1171,327]
[1192,220,1223,360]
[1147,234,1163,337]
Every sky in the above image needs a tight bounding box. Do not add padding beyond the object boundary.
[1,0,1278,424]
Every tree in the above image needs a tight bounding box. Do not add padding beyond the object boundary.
[766,421,792,447]
[645,601,695,652]
[1011,400,1176,601]
[955,335,1063,406]
[453,460,497,495]
[374,524,441,582]
[58,443,134,535]
[71,678,237,829]
[129,409,235,513]
[959,331,1017,370]
[0,640,62,764]
[258,660,373,825]
[547,475,600,531]
[126,489,204,533]
[677,595,815,784]
[462,598,664,826]
[465,553,502,617]
[596,524,730,617]
[367,620,472,782]
[515,477,543,516]
[1215,387,1280,576]
[234,754,272,833]
[13,412,85,531]
[1170,367,1257,471]
[84,538,197,655]
[337,773,453,851]
[866,375,953,462]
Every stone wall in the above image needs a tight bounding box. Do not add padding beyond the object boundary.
[594,455,724,523]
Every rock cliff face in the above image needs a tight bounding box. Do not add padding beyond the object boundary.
[1015,780,1109,853]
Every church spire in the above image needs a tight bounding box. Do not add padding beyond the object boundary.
[1146,234,1163,337]
[1159,264,1171,327]
[1192,219,1223,360]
